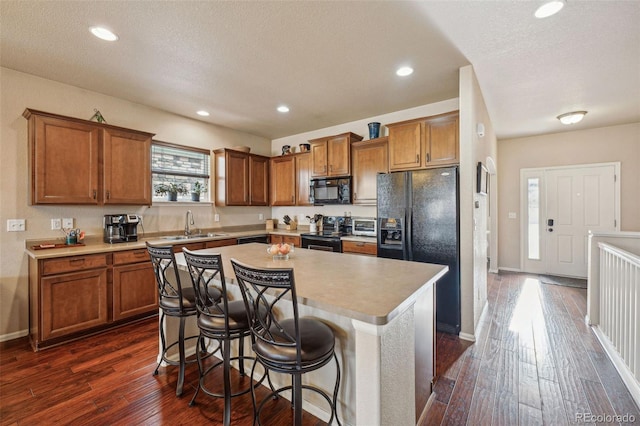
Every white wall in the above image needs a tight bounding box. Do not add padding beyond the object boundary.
[498,123,640,271]
[0,68,272,339]
[459,65,497,338]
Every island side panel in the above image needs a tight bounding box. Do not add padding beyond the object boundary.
[414,283,435,420]
[352,306,416,426]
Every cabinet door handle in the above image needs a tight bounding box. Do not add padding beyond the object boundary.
[106,190,110,200]
[134,250,146,257]
[353,192,357,200]
[291,195,294,203]
[427,153,431,162]
[323,165,327,172]
[93,190,97,199]
[69,258,85,265]
[416,154,420,163]
[329,164,332,172]
[356,242,365,247]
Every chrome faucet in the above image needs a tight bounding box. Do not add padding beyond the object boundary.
[185,210,195,236]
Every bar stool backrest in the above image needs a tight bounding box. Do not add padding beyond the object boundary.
[182,249,232,335]
[146,242,188,314]
[230,259,302,367]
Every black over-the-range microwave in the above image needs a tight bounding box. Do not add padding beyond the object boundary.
[309,177,351,205]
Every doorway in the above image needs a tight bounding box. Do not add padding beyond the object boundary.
[520,163,619,278]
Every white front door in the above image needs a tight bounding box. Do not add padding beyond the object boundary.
[522,163,619,278]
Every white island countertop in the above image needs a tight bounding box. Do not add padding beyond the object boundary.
[174,242,447,326]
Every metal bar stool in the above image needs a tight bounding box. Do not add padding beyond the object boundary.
[146,242,220,397]
[183,249,266,426]
[231,258,342,426]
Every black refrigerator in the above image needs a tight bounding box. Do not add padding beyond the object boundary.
[376,166,460,334]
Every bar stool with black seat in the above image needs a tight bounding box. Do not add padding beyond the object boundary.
[182,249,263,426]
[146,242,221,397]
[231,258,342,426]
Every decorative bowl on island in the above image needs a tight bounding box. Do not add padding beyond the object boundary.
[267,243,294,260]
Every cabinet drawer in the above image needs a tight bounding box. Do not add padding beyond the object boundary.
[205,238,238,248]
[342,241,377,256]
[113,249,150,265]
[42,254,109,275]
[172,242,206,253]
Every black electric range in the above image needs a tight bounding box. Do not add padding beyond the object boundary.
[300,216,350,252]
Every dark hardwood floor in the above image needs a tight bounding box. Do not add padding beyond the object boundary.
[423,272,640,426]
[2,272,639,425]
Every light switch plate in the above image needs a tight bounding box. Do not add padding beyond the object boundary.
[51,218,62,230]
[7,219,26,232]
[62,218,74,228]
[214,214,220,222]
[508,212,517,219]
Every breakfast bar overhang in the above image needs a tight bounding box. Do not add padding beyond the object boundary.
[172,243,448,425]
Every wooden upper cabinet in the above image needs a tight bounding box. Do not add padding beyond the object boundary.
[351,137,389,205]
[309,132,363,178]
[23,109,154,205]
[295,152,312,206]
[387,111,459,171]
[270,152,312,206]
[249,155,269,206]
[425,113,459,166]
[270,155,296,206]
[310,139,329,177]
[388,120,422,171]
[27,113,100,204]
[215,148,269,206]
[103,128,152,205]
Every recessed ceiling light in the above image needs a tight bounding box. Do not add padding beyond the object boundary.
[196,110,210,117]
[396,66,414,77]
[535,0,565,18]
[89,26,118,41]
[277,106,290,113]
[557,111,587,125]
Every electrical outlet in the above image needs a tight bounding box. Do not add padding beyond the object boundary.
[62,218,74,228]
[7,219,26,232]
[214,214,220,222]
[51,218,62,230]
[259,213,264,221]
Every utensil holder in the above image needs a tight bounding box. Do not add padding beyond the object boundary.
[368,122,381,139]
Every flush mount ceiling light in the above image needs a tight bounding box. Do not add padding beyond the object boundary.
[277,105,290,113]
[196,110,210,117]
[557,111,587,125]
[89,26,118,41]
[396,66,414,77]
[535,0,565,18]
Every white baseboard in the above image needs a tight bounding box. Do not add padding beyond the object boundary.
[0,329,28,343]
[459,301,489,343]
[592,325,640,409]
[459,332,475,342]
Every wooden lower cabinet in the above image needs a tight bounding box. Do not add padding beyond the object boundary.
[41,268,109,341]
[112,249,158,321]
[342,240,377,256]
[29,250,157,351]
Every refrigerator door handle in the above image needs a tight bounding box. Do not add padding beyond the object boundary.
[405,208,413,261]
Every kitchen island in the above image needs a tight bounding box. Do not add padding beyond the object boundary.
[173,243,447,425]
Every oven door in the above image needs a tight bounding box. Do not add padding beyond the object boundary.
[301,235,342,252]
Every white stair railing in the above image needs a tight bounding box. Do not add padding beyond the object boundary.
[596,242,640,404]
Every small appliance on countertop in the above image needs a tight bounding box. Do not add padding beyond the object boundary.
[103,214,140,243]
[351,217,377,237]
[300,215,349,252]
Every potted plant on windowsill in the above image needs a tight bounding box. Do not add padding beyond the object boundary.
[190,181,207,202]
[154,183,187,201]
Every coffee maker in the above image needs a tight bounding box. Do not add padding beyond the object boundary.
[103,214,140,243]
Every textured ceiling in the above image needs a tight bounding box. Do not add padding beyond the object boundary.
[1,1,639,140]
